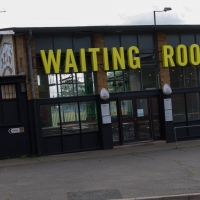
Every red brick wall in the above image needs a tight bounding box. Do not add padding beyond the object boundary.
[14,35,39,99]
[93,34,108,94]
[156,32,171,88]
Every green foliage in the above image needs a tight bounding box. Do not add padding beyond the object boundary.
[20,154,28,159]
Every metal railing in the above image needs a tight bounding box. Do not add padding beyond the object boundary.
[174,125,200,149]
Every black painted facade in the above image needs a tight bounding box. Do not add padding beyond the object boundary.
[0,25,200,159]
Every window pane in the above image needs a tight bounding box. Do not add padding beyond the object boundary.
[40,104,61,136]
[59,74,76,97]
[121,100,135,140]
[136,98,148,117]
[172,94,186,122]
[80,101,98,132]
[140,50,155,65]
[138,120,150,138]
[37,71,51,98]
[186,93,200,121]
[48,74,58,98]
[60,103,80,134]
[151,98,159,116]
[170,67,183,88]
[38,71,95,98]
[107,71,124,93]
[1,84,16,99]
[110,101,119,142]
[77,73,85,95]
[184,66,198,87]
[125,69,141,91]
[81,72,95,95]
[142,65,157,90]
[153,119,160,137]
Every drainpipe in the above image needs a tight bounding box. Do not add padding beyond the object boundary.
[28,30,41,157]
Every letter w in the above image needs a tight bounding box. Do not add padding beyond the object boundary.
[40,49,61,74]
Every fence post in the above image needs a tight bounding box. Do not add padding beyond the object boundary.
[173,125,200,149]
[174,127,178,149]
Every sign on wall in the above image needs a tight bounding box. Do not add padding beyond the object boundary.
[8,127,24,134]
[164,98,173,122]
[0,35,15,76]
[40,43,200,75]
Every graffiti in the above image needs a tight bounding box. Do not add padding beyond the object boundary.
[0,43,13,76]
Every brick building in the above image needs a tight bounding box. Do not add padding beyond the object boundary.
[0,25,200,159]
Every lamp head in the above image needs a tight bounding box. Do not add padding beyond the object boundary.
[164,7,172,12]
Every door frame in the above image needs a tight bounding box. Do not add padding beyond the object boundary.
[110,94,162,146]
[118,96,153,144]
[134,97,153,140]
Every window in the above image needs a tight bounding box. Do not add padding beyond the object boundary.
[169,67,183,88]
[60,101,98,134]
[110,101,120,142]
[184,66,198,88]
[186,93,200,121]
[60,103,80,134]
[107,71,124,93]
[172,94,186,122]
[37,71,95,98]
[80,101,98,133]
[172,93,200,122]
[1,84,16,99]
[40,101,99,137]
[142,65,157,90]
[107,67,157,93]
[40,104,61,137]
[106,49,157,93]
[170,66,199,88]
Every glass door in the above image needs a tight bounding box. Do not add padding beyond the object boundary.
[121,100,135,141]
[111,96,161,145]
[118,97,152,144]
[135,98,151,140]
[110,101,120,144]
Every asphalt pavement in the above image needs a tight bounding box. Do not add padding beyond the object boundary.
[0,139,200,200]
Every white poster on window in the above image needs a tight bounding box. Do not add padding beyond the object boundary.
[101,104,110,116]
[165,109,173,121]
[164,99,172,110]
[137,109,144,117]
[0,35,15,76]
[102,115,111,124]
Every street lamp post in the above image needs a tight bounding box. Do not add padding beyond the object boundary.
[154,7,172,25]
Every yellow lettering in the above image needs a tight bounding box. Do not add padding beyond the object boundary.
[111,47,125,70]
[64,49,78,73]
[80,48,86,72]
[88,48,100,71]
[40,49,61,74]
[127,46,140,69]
[102,48,109,71]
[188,44,200,65]
[162,45,175,67]
[176,44,187,66]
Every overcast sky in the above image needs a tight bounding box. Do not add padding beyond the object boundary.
[0,0,199,29]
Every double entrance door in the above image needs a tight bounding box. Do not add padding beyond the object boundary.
[110,96,161,144]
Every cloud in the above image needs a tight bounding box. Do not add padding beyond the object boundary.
[122,12,185,25]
